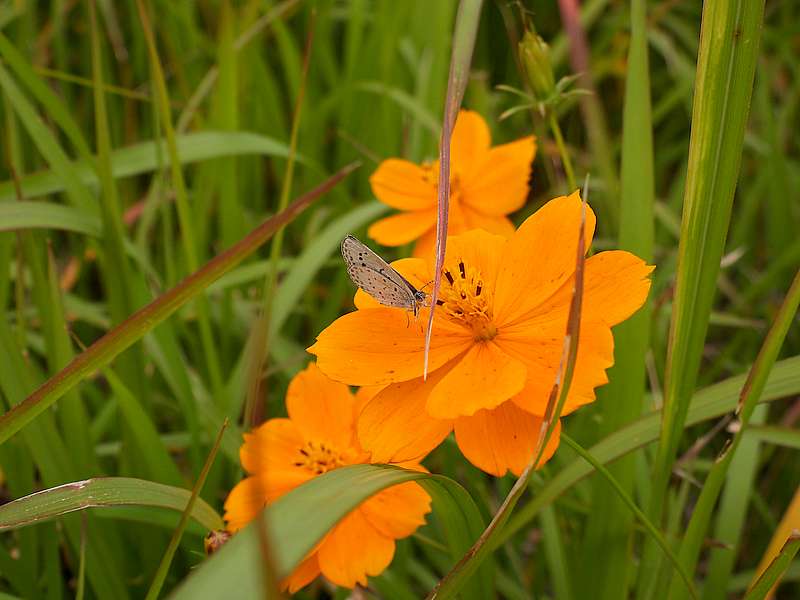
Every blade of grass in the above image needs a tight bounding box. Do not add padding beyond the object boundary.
[135,0,223,399]
[561,433,698,599]
[645,0,766,593]
[423,0,482,378]
[89,0,150,407]
[748,486,800,597]
[0,62,96,213]
[0,201,101,235]
[243,11,314,427]
[580,0,654,596]
[0,164,358,445]
[144,420,228,600]
[425,188,588,600]
[667,268,800,598]
[0,477,223,533]
[0,32,92,161]
[0,131,296,203]
[702,404,768,600]
[744,532,800,600]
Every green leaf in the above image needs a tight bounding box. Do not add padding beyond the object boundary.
[0,201,101,235]
[0,477,223,533]
[744,534,800,600]
[0,131,296,203]
[652,0,766,509]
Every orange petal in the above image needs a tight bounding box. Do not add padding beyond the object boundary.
[500,321,614,416]
[412,228,437,260]
[494,192,596,326]
[427,341,527,418]
[528,250,654,327]
[461,136,536,214]
[282,553,321,593]
[223,477,265,532]
[308,307,472,386]
[454,402,561,477]
[361,481,431,538]
[370,159,436,210]
[317,509,395,588]
[238,420,314,499]
[462,209,516,237]
[286,363,358,449]
[450,110,491,177]
[358,368,454,463]
[443,229,507,295]
[367,209,437,247]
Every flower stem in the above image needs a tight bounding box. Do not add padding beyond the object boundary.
[548,112,577,192]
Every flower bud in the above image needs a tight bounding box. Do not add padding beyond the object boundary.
[518,30,555,102]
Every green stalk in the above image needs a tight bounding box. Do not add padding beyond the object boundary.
[548,113,577,192]
[136,0,224,399]
[243,12,313,427]
[644,2,766,591]
[89,0,149,403]
[144,421,228,600]
[580,0,654,596]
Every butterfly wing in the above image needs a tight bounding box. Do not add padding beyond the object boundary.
[341,235,419,309]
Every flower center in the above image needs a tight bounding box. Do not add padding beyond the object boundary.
[422,162,462,199]
[437,258,497,341]
[293,440,346,475]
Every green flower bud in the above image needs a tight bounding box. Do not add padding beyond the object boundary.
[518,30,555,102]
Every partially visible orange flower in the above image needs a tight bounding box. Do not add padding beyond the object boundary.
[309,193,653,476]
[223,363,431,593]
[368,109,536,258]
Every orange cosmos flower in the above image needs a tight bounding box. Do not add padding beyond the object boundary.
[223,363,431,592]
[368,109,536,258]
[309,192,653,477]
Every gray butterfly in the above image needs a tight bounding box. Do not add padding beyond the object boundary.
[341,235,429,317]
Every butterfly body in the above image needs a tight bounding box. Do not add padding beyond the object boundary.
[341,235,429,317]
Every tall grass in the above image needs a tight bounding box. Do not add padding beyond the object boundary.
[0,1,798,599]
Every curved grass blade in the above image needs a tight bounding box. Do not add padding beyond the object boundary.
[424,0,482,378]
[560,434,698,600]
[0,477,223,533]
[0,62,95,213]
[170,464,486,600]
[499,354,800,545]
[748,485,800,597]
[744,533,800,600]
[0,164,358,445]
[0,131,297,203]
[0,201,101,236]
[668,268,800,599]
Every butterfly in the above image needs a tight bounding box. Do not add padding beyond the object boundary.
[340,235,429,318]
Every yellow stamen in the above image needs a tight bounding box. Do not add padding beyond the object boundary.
[294,440,345,475]
[438,258,497,341]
